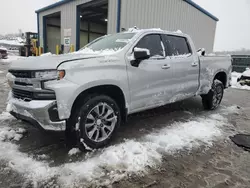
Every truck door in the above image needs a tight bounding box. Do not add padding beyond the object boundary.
[163,35,199,102]
[127,34,174,112]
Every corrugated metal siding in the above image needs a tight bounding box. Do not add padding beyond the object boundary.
[107,0,117,34]
[119,0,217,52]
[38,0,216,52]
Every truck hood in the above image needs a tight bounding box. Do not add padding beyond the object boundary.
[9,52,105,70]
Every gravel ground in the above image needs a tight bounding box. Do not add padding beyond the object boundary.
[0,60,250,188]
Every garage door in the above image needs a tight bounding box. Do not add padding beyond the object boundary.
[80,31,88,48]
[47,26,61,54]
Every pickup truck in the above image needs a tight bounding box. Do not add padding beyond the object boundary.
[6,29,232,150]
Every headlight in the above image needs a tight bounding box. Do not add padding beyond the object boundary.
[35,70,65,80]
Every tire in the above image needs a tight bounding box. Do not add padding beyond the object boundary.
[67,94,121,150]
[201,79,224,110]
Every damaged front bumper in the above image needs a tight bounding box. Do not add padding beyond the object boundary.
[9,99,66,131]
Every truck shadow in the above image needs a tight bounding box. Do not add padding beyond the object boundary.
[14,96,204,166]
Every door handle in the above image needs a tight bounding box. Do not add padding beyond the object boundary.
[191,62,198,67]
[162,64,171,69]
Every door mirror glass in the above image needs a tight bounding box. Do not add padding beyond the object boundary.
[134,47,150,60]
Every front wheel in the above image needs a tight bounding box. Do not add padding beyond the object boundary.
[68,95,121,150]
[201,79,224,110]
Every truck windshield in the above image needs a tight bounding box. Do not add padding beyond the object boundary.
[81,33,135,51]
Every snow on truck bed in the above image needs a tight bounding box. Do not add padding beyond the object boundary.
[0,106,238,187]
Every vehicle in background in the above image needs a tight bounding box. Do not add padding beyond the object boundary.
[0,47,8,59]
[19,32,38,57]
[7,29,232,150]
[237,68,250,86]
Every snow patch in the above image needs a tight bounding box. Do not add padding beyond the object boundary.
[77,48,122,56]
[0,141,56,181]
[0,126,26,141]
[231,71,250,90]
[68,148,81,156]
[125,27,162,33]
[0,106,235,187]
[145,114,224,154]
[80,138,93,151]
[37,154,49,160]
[176,30,182,33]
[166,53,192,59]
[221,105,240,115]
[0,111,14,121]
[0,39,23,46]
[242,69,250,77]
[0,47,8,51]
[40,52,53,56]
[134,47,150,55]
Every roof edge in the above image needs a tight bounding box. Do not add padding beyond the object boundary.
[183,0,219,21]
[35,0,219,22]
[35,0,74,13]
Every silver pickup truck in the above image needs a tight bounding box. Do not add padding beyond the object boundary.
[7,29,232,150]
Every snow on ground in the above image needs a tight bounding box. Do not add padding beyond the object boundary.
[0,39,23,46]
[0,127,25,141]
[231,71,250,90]
[0,107,236,187]
[68,148,81,156]
[0,112,25,141]
[0,111,14,121]
[0,55,22,63]
[0,47,8,51]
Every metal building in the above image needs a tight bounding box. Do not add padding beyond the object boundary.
[36,0,218,54]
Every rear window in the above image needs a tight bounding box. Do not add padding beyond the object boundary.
[164,35,191,56]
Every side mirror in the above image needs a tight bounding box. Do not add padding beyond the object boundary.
[131,47,150,67]
[134,47,150,60]
[197,48,206,56]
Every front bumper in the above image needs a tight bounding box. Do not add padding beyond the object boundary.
[9,99,66,131]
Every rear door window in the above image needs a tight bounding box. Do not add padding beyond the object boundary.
[163,35,191,57]
[136,34,164,58]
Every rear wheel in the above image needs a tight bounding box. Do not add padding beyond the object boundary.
[66,95,121,150]
[202,79,224,110]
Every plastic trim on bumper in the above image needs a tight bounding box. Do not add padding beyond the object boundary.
[9,99,66,131]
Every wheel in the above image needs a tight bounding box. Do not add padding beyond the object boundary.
[67,95,121,150]
[201,79,224,110]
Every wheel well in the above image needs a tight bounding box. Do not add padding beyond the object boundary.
[71,85,127,122]
[214,72,227,87]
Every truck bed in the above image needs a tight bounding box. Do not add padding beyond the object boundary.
[199,55,232,94]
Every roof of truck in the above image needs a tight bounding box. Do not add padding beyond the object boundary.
[124,28,189,37]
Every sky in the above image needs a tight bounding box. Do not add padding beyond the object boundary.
[193,0,250,51]
[0,0,249,51]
